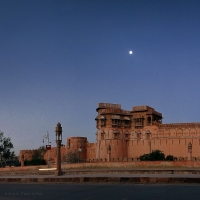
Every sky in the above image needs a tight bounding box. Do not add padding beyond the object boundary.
[0,0,200,155]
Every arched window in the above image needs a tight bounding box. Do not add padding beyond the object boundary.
[113,131,120,139]
[147,116,151,125]
[146,131,151,139]
[124,132,129,139]
[136,131,141,139]
[124,117,131,127]
[111,115,121,127]
[100,115,106,127]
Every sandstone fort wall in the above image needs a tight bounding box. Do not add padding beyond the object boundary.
[20,103,200,163]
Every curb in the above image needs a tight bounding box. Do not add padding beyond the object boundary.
[1,177,200,184]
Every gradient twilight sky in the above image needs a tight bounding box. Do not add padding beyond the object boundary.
[1,0,200,155]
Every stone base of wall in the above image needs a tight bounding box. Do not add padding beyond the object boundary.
[1,161,200,173]
[62,161,200,169]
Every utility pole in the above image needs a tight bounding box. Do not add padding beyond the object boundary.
[43,131,51,168]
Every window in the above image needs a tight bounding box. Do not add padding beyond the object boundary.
[124,120,130,127]
[125,133,129,139]
[100,115,106,127]
[136,132,141,139]
[147,116,151,125]
[111,115,121,127]
[146,131,151,139]
[124,117,131,127]
[114,132,119,139]
[112,119,121,127]
[134,118,143,128]
[100,119,106,126]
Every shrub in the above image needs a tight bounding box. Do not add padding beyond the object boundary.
[150,150,165,161]
[24,146,47,166]
[165,155,176,161]
[139,150,165,161]
[24,158,46,166]
[139,154,151,161]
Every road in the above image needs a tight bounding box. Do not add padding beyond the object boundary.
[0,183,200,200]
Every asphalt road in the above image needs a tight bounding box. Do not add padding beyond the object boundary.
[0,183,200,200]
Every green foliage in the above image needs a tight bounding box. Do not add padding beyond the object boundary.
[140,150,165,161]
[139,154,151,161]
[38,146,46,153]
[24,158,46,166]
[24,146,46,166]
[165,155,176,161]
[0,131,15,166]
[13,160,21,167]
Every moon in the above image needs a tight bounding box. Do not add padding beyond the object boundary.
[129,51,133,54]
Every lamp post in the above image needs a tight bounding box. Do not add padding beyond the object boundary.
[78,146,82,163]
[43,132,51,168]
[55,122,63,176]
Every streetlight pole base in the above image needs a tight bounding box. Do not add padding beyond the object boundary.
[55,170,64,176]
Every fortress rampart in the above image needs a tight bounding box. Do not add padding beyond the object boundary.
[20,103,200,163]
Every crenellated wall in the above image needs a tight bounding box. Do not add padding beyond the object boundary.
[19,149,37,162]
[20,103,200,163]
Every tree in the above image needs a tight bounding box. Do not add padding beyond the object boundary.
[32,146,46,160]
[24,146,46,166]
[0,131,14,166]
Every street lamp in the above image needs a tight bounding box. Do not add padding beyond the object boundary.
[78,143,82,163]
[78,148,82,163]
[43,132,51,168]
[55,122,63,176]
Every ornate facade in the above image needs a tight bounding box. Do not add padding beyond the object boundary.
[20,103,200,162]
[93,103,200,161]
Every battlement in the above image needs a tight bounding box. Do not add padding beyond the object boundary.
[97,103,121,110]
[132,105,162,117]
[98,108,131,115]
[20,149,37,153]
[160,122,200,128]
[132,105,149,111]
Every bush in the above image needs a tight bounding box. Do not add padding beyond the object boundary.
[14,160,21,167]
[139,150,165,161]
[24,146,47,166]
[24,158,46,166]
[165,155,176,161]
[139,154,151,161]
[150,150,165,161]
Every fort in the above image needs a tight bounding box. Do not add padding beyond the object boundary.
[20,102,200,163]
